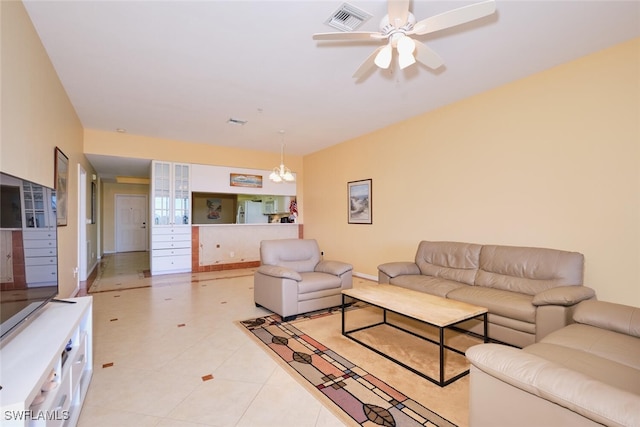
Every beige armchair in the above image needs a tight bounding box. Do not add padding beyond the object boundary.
[254,239,353,321]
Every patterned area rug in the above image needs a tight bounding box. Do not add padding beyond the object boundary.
[238,305,478,427]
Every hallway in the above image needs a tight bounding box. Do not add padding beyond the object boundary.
[87,252,150,293]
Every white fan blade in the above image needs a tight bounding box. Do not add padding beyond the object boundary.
[388,0,410,28]
[353,46,386,79]
[313,31,382,41]
[411,0,496,36]
[414,41,444,70]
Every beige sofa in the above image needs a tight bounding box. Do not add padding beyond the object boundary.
[466,300,640,427]
[378,241,596,347]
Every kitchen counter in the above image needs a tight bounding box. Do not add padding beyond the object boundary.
[193,223,301,271]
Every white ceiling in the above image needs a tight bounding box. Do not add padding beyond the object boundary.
[23,0,640,180]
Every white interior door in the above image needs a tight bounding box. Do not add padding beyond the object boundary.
[116,195,148,252]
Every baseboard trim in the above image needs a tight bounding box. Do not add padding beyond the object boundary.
[353,271,377,282]
[194,261,260,273]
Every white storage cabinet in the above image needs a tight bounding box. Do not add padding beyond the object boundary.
[150,161,192,275]
[0,296,93,427]
[22,230,57,286]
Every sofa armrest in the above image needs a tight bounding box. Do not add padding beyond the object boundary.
[573,300,640,338]
[532,285,596,307]
[466,344,640,427]
[315,260,353,277]
[257,265,302,281]
[377,262,420,279]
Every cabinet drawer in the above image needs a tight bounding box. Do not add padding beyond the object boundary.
[26,265,58,283]
[23,239,56,249]
[152,255,191,273]
[152,227,191,236]
[152,233,191,243]
[24,247,57,257]
[22,230,56,240]
[152,240,191,250]
[152,247,191,257]
[25,256,57,266]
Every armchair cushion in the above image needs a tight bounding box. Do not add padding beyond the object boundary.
[315,260,353,276]
[256,265,302,281]
[298,272,342,296]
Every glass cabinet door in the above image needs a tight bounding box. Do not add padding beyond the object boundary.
[173,163,190,225]
[23,182,46,228]
[153,162,171,225]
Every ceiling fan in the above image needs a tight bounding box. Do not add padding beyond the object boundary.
[312,0,497,78]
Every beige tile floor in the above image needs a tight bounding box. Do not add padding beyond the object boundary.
[79,252,346,427]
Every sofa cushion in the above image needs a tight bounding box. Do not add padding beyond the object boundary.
[414,241,481,285]
[475,245,584,295]
[447,286,536,323]
[297,272,342,297]
[573,300,640,338]
[389,275,467,298]
[538,323,640,371]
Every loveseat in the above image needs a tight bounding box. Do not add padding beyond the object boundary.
[378,241,596,347]
[466,300,640,427]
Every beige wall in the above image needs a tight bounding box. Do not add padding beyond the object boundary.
[303,38,640,307]
[1,1,95,297]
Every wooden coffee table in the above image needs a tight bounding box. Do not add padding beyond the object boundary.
[342,284,488,387]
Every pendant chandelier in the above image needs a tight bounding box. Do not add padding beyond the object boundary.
[269,131,295,183]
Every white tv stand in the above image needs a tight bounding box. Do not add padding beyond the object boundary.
[0,296,93,427]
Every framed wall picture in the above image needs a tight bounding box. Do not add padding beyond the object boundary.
[348,179,372,224]
[54,147,69,226]
[230,173,263,188]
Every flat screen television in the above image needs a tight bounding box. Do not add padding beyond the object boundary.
[0,171,59,343]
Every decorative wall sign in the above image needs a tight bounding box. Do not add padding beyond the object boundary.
[54,147,69,226]
[230,173,263,188]
[348,179,372,224]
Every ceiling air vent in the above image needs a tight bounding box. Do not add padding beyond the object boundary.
[325,3,372,32]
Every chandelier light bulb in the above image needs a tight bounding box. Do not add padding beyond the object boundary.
[269,131,295,183]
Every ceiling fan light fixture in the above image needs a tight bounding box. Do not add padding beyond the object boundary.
[374,44,393,69]
[313,0,497,78]
[396,35,416,69]
[398,52,416,69]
